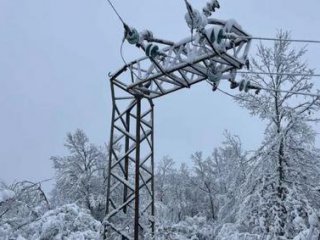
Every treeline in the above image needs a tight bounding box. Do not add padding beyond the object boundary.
[1,125,319,239]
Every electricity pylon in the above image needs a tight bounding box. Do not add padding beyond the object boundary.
[105,1,253,239]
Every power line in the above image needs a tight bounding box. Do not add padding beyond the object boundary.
[258,86,320,98]
[217,88,255,103]
[219,84,320,99]
[247,36,320,44]
[105,0,320,46]
[105,0,147,82]
[218,86,320,104]
[106,0,126,25]
[238,71,320,78]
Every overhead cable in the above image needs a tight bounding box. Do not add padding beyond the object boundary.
[238,71,320,78]
[247,36,320,44]
[106,0,126,25]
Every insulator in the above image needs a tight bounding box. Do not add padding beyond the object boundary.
[213,0,220,9]
[208,0,220,11]
[239,80,254,93]
[203,0,220,16]
[207,65,222,91]
[208,75,220,91]
[208,70,221,83]
[126,28,140,45]
[228,70,237,82]
[245,59,250,70]
[185,9,207,30]
[203,7,211,17]
[145,43,160,58]
[239,79,246,92]
[206,26,225,44]
[244,80,251,92]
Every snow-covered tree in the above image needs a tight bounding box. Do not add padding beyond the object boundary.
[156,155,175,204]
[155,156,193,223]
[191,151,217,220]
[213,131,248,224]
[235,31,320,239]
[51,129,107,221]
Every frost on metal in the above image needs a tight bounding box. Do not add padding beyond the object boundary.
[110,19,251,99]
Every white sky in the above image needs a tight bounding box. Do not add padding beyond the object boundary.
[0,0,320,191]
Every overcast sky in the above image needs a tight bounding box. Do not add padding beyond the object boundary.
[1,0,320,191]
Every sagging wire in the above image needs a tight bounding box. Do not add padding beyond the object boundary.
[257,86,320,99]
[106,0,146,83]
[217,87,256,103]
[238,71,320,78]
[106,0,126,25]
[218,80,320,99]
[120,38,145,82]
[246,36,320,44]
[218,86,320,106]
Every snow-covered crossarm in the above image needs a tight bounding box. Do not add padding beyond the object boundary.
[110,18,251,99]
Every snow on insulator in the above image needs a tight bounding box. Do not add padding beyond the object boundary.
[223,32,236,39]
[221,70,237,82]
[206,26,225,44]
[145,43,160,58]
[140,30,153,42]
[238,79,261,94]
[185,9,208,30]
[203,0,220,16]
[126,27,140,45]
[208,72,221,91]
[224,19,242,32]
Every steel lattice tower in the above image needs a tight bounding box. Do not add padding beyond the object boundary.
[105,3,252,239]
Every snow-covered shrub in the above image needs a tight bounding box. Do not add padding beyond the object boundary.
[0,223,13,240]
[20,204,102,239]
[0,181,51,239]
[293,228,320,240]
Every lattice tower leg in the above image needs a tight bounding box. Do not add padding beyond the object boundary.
[105,81,155,240]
